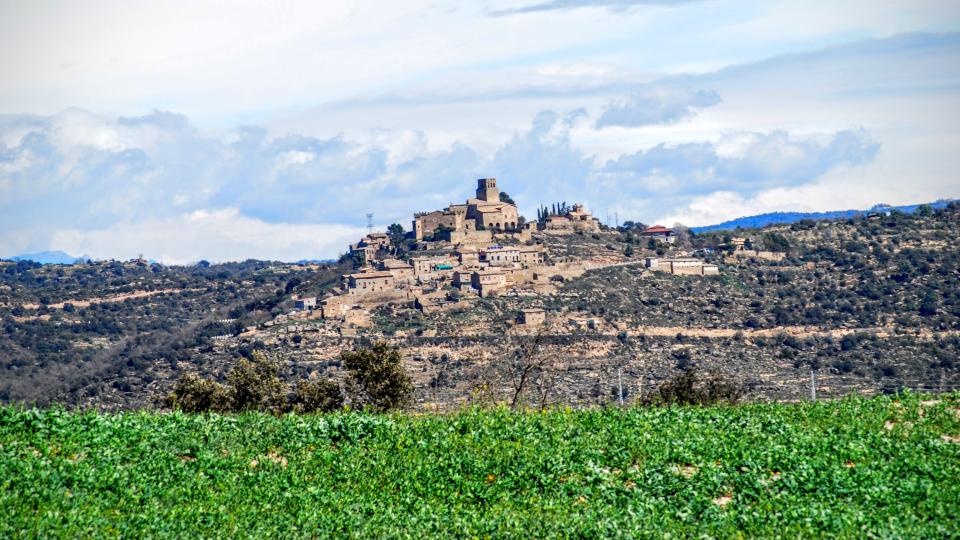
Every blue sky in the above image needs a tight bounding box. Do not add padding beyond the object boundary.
[1,0,959,262]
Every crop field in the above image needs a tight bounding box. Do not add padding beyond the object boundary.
[2,394,959,538]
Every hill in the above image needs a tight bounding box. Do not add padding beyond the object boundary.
[2,394,958,537]
[691,199,955,233]
[1,203,959,410]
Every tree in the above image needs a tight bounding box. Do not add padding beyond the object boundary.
[672,223,691,247]
[499,192,516,205]
[342,342,413,411]
[228,351,288,413]
[165,373,231,413]
[292,379,343,413]
[919,293,939,317]
[387,223,406,248]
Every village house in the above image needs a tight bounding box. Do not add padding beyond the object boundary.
[519,307,546,326]
[540,203,601,233]
[319,295,350,319]
[349,232,391,262]
[343,271,396,295]
[294,296,317,310]
[453,268,509,297]
[470,268,508,297]
[564,204,601,232]
[481,244,544,266]
[645,257,719,276]
[379,258,415,282]
[410,256,458,277]
[638,225,675,244]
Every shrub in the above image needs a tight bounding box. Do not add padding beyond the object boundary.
[165,374,231,413]
[654,369,742,406]
[342,342,413,412]
[292,379,344,413]
[228,351,288,414]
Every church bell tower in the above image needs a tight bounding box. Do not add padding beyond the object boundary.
[476,178,499,203]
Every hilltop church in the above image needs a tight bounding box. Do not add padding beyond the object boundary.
[413,178,519,240]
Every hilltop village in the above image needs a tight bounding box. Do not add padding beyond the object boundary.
[3,181,958,410]
[290,178,732,333]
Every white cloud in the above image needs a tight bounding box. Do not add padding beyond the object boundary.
[49,208,365,264]
[596,87,721,128]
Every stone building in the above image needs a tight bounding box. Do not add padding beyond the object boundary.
[645,257,719,276]
[481,245,544,266]
[410,256,457,277]
[413,178,519,240]
[294,296,317,310]
[349,232,391,261]
[379,258,415,282]
[470,268,508,297]
[319,295,350,319]
[453,268,508,297]
[519,308,546,326]
[639,225,675,244]
[564,204,600,232]
[344,271,395,294]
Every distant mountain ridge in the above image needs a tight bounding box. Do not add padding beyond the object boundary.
[691,199,955,233]
[8,251,83,265]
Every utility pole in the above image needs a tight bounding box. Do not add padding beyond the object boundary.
[615,212,619,229]
[617,367,624,407]
[810,369,817,402]
[366,213,374,235]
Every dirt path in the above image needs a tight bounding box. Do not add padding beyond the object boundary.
[21,288,193,310]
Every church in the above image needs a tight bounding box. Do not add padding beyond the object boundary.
[413,178,519,240]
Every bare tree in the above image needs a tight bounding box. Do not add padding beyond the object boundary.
[504,330,560,410]
[672,222,691,248]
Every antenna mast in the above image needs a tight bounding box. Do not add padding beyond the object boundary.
[366,213,374,235]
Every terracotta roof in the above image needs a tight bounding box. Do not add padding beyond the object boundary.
[641,225,672,234]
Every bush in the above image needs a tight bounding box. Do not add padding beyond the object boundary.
[293,379,344,413]
[165,373,231,413]
[654,369,743,406]
[342,342,413,412]
[165,351,341,415]
[228,351,288,414]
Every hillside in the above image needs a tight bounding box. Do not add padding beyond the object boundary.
[1,204,958,410]
[2,394,958,537]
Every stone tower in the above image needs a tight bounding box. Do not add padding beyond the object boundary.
[476,178,499,203]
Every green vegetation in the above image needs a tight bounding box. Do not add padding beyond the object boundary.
[166,344,411,414]
[2,394,958,537]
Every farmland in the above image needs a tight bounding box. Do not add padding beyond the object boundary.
[2,393,959,538]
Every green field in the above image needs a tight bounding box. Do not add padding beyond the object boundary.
[2,394,959,538]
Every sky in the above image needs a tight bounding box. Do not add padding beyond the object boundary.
[1,0,959,263]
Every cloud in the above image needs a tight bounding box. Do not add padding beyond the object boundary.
[49,208,366,265]
[492,111,594,203]
[0,105,888,259]
[596,88,721,128]
[490,0,698,16]
[599,128,880,197]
